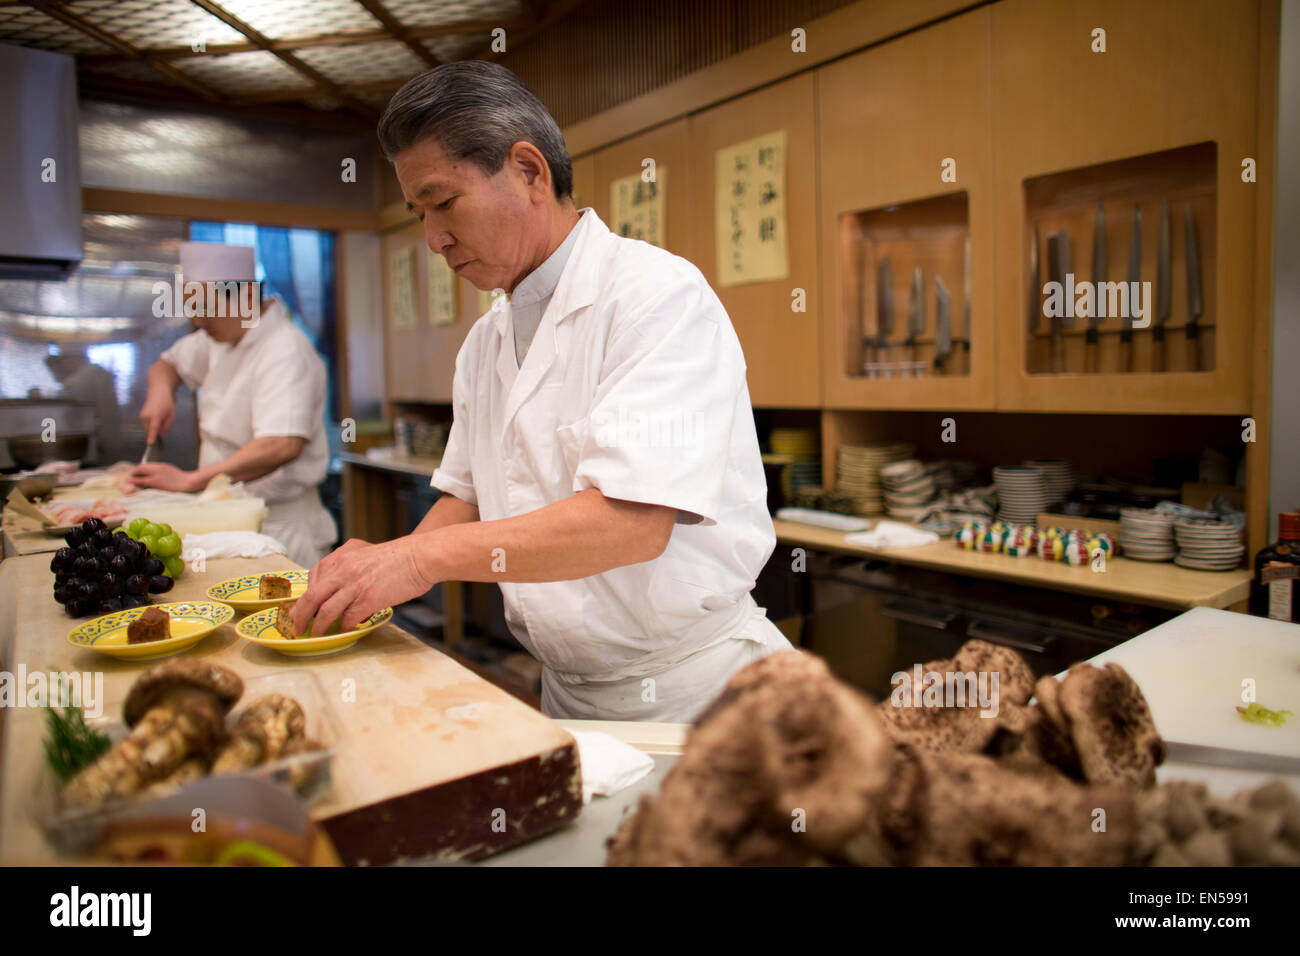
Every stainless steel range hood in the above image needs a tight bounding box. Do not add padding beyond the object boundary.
[0,43,83,281]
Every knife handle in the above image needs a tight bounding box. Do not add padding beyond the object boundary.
[1152,325,1166,373]
[1120,331,1134,373]
[1085,334,1099,374]
[1186,324,1201,372]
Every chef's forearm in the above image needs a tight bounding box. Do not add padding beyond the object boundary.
[413,492,479,534]
[189,436,306,490]
[146,359,181,396]
[419,488,673,583]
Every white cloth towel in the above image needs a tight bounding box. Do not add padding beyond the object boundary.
[569,730,655,804]
[844,520,940,549]
[181,530,288,561]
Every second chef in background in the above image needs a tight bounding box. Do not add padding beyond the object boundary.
[132,241,337,567]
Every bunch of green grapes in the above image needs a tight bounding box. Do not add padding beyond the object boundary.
[124,518,186,579]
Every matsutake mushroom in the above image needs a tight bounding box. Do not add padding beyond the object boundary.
[210,694,306,775]
[61,661,243,810]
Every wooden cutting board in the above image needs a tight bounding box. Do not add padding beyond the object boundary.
[1086,607,1300,760]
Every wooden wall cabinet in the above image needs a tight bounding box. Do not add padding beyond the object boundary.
[590,117,695,261]
[381,220,478,404]
[687,74,821,408]
[990,0,1261,414]
[817,7,997,411]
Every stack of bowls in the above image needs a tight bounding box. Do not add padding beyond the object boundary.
[836,442,914,515]
[1119,508,1176,561]
[993,465,1051,524]
[1024,459,1075,507]
[879,460,936,521]
[1173,519,1245,570]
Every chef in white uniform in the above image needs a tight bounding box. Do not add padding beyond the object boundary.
[133,241,337,567]
[292,62,792,721]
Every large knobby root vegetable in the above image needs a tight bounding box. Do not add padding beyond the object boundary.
[61,661,242,810]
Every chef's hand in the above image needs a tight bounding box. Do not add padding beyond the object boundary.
[130,462,199,493]
[139,389,176,444]
[293,536,435,636]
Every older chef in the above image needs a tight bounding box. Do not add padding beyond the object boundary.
[133,242,337,567]
[292,61,792,721]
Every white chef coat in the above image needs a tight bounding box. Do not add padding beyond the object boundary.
[431,208,792,721]
[160,298,336,567]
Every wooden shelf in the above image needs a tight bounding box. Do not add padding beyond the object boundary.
[774,518,1252,611]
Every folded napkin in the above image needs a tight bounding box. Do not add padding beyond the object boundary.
[181,530,288,561]
[844,520,940,549]
[570,730,655,804]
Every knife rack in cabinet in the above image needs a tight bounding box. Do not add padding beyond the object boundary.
[1022,142,1217,378]
[839,192,972,383]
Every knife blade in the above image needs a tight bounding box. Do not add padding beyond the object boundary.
[934,276,952,372]
[907,265,923,373]
[1184,203,1204,371]
[1154,200,1172,372]
[139,442,155,466]
[961,235,971,375]
[1164,741,1300,775]
[1046,231,1070,372]
[1086,203,1105,373]
[1123,205,1142,372]
[876,255,893,377]
[859,233,873,375]
[1027,225,1041,339]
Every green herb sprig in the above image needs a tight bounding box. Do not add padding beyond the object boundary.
[43,706,111,782]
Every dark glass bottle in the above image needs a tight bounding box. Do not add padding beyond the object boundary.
[1251,512,1300,621]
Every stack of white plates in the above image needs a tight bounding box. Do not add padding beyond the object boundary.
[1120,508,1176,561]
[1024,459,1075,506]
[836,442,914,514]
[993,465,1051,524]
[879,459,936,521]
[1173,519,1245,570]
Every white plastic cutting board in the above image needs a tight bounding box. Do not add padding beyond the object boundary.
[1086,607,1300,760]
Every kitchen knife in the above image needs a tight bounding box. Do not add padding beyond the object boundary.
[1027,225,1041,339]
[1086,203,1105,374]
[906,265,924,373]
[1153,200,1171,372]
[933,276,952,373]
[859,233,873,375]
[1164,741,1300,775]
[1184,203,1204,371]
[876,255,893,376]
[1046,231,1070,373]
[1123,205,1141,372]
[961,235,971,375]
[139,442,155,466]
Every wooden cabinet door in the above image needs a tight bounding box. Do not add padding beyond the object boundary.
[817,6,996,411]
[688,73,820,408]
[570,152,596,211]
[591,117,694,261]
[991,0,1260,413]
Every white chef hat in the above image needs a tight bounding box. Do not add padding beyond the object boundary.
[179,241,255,281]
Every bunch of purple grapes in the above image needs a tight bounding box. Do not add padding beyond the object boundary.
[50,517,174,618]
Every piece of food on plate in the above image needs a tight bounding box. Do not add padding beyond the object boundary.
[61,661,243,810]
[275,601,299,638]
[259,575,291,600]
[127,606,171,645]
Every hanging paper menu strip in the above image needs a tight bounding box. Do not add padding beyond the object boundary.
[389,246,417,331]
[427,251,458,326]
[715,130,789,287]
[610,168,667,248]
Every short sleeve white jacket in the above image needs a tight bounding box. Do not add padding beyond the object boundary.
[431,210,776,683]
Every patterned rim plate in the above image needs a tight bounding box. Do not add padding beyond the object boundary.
[236,606,392,657]
[67,601,235,661]
[207,569,311,612]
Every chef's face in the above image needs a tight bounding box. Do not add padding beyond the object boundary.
[191,289,254,344]
[395,136,554,294]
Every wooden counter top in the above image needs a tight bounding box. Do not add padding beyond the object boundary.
[341,450,442,478]
[773,518,1253,611]
[0,552,580,865]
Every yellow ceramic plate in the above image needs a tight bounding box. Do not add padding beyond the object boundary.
[67,601,235,661]
[236,606,392,657]
[207,569,310,612]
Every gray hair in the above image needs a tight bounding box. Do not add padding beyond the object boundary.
[378,61,573,200]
